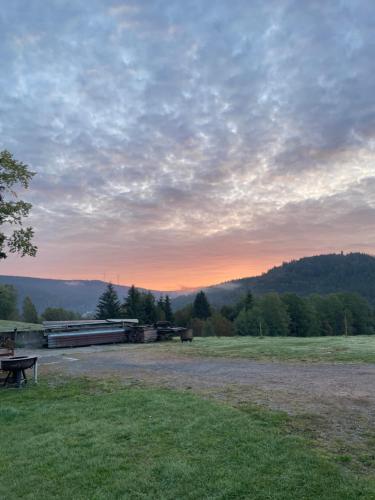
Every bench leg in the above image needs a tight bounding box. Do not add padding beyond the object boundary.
[3,371,11,386]
[15,370,22,388]
[33,361,38,383]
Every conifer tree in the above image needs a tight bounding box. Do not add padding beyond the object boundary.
[123,285,142,318]
[192,291,211,320]
[96,283,121,319]
[156,295,166,321]
[141,292,157,324]
[243,291,254,310]
[22,296,39,323]
[164,295,174,323]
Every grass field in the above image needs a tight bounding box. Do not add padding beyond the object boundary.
[1,379,374,500]
[160,335,375,363]
[0,320,43,333]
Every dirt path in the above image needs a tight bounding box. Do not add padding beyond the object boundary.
[24,345,375,413]
[22,345,375,464]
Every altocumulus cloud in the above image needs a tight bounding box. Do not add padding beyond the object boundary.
[1,0,375,288]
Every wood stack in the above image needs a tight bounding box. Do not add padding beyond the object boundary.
[180,329,193,342]
[127,327,158,343]
[143,328,158,343]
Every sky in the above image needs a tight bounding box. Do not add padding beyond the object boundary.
[1,0,375,290]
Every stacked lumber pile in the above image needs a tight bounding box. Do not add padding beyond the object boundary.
[128,327,158,343]
[44,319,140,348]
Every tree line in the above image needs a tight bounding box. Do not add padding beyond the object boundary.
[0,284,81,323]
[174,289,375,337]
[95,284,174,323]
[1,280,375,337]
[0,282,175,324]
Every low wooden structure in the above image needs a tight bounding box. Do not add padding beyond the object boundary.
[0,333,16,385]
[44,319,191,348]
[0,333,15,357]
[180,329,193,342]
[47,328,129,348]
[45,319,137,348]
[127,326,158,343]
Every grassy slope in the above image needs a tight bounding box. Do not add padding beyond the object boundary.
[0,320,43,332]
[159,335,375,363]
[0,380,374,500]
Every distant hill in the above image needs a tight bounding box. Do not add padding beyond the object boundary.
[172,253,375,309]
[0,276,133,314]
[0,276,184,315]
[2,253,375,314]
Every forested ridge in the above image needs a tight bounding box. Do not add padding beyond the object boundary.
[172,253,375,309]
[1,252,375,317]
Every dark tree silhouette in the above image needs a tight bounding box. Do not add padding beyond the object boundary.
[192,291,211,320]
[96,283,122,319]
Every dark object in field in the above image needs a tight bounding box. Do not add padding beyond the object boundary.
[155,324,191,342]
[180,329,193,343]
[1,356,38,388]
[0,330,16,357]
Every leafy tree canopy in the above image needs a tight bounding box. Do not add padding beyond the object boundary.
[281,293,317,337]
[234,306,266,336]
[0,284,19,320]
[175,289,375,338]
[0,150,37,259]
[42,307,81,322]
[205,312,234,337]
[22,296,39,324]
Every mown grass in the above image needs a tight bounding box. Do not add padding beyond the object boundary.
[159,335,375,363]
[0,320,43,333]
[1,379,374,499]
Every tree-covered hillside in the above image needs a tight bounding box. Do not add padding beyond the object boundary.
[172,253,375,309]
[0,276,132,314]
[2,253,375,314]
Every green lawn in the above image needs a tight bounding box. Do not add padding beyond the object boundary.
[0,379,374,499]
[0,320,43,333]
[160,335,375,363]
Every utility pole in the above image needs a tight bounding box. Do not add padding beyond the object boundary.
[259,319,263,338]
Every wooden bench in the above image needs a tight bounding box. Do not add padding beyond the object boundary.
[0,337,15,383]
[0,347,14,357]
[0,336,15,357]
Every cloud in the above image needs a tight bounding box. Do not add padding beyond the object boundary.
[0,0,374,288]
